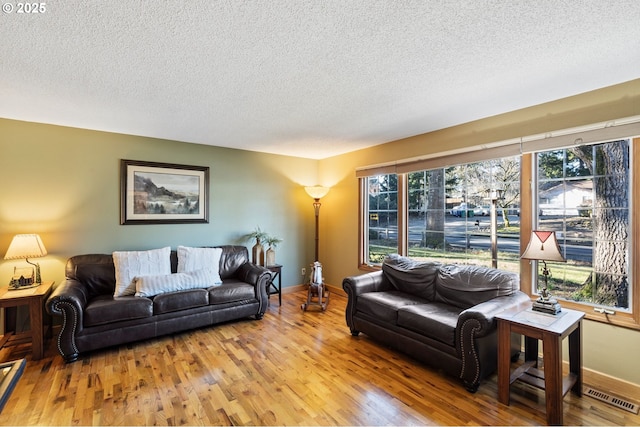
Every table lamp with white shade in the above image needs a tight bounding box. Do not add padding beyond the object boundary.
[4,234,48,289]
[521,230,565,314]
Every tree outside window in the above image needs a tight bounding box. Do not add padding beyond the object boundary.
[536,139,630,310]
[364,156,520,270]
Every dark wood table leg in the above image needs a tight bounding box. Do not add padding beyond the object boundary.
[568,321,582,395]
[524,335,539,366]
[497,320,511,405]
[28,295,44,360]
[542,332,563,426]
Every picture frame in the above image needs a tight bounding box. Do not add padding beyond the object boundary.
[120,159,209,225]
[0,358,25,413]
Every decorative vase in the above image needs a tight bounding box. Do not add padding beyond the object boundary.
[252,239,265,266]
[266,247,276,266]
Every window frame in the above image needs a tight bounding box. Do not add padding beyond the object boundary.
[519,140,640,330]
[358,135,640,330]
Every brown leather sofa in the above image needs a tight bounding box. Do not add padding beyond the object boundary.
[46,245,270,362]
[343,254,529,392]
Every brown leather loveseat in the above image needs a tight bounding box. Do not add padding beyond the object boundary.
[46,245,270,362]
[343,254,529,392]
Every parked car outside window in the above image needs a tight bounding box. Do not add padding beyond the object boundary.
[474,205,490,216]
[450,203,477,217]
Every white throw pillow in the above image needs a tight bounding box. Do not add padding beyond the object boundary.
[134,269,213,297]
[112,247,171,297]
[177,246,223,285]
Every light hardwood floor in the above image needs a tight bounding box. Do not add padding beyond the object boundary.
[0,290,639,426]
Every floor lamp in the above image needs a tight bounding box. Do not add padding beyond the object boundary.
[304,185,330,262]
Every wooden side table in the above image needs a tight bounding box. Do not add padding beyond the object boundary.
[266,265,282,306]
[0,281,54,360]
[497,306,584,426]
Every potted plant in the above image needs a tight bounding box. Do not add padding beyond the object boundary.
[242,226,268,266]
[264,235,283,266]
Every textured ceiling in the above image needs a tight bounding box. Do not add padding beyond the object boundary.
[1,1,640,159]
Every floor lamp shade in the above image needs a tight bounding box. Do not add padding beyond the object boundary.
[304,185,330,200]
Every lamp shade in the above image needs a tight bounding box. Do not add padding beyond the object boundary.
[521,230,565,262]
[304,185,330,200]
[4,234,48,260]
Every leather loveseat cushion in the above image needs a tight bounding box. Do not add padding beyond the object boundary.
[153,289,209,314]
[75,262,116,299]
[218,247,250,280]
[397,303,463,346]
[382,254,440,300]
[209,281,255,304]
[435,264,519,309]
[84,295,152,327]
[356,290,428,323]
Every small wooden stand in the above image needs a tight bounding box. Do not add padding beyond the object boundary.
[497,307,584,426]
[301,282,329,311]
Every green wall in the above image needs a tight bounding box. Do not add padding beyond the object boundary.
[0,118,319,289]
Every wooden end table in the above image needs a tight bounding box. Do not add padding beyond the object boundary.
[0,281,54,360]
[266,265,282,306]
[497,306,584,426]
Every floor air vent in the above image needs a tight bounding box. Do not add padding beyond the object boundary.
[584,387,639,414]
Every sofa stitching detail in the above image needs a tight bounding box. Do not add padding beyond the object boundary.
[258,274,268,314]
[55,301,79,356]
[459,318,481,385]
[344,286,354,328]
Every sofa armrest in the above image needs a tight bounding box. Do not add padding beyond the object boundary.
[458,291,531,339]
[342,270,391,296]
[342,270,393,334]
[235,262,271,318]
[46,278,91,362]
[457,291,530,391]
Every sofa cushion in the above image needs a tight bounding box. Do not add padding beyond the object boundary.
[397,303,463,346]
[153,289,209,314]
[382,254,440,301]
[218,246,249,280]
[75,262,116,298]
[177,246,223,285]
[356,291,429,324]
[134,269,218,297]
[209,281,255,304]
[435,264,519,309]
[84,295,153,327]
[112,247,172,297]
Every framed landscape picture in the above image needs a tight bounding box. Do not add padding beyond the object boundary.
[120,159,209,225]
